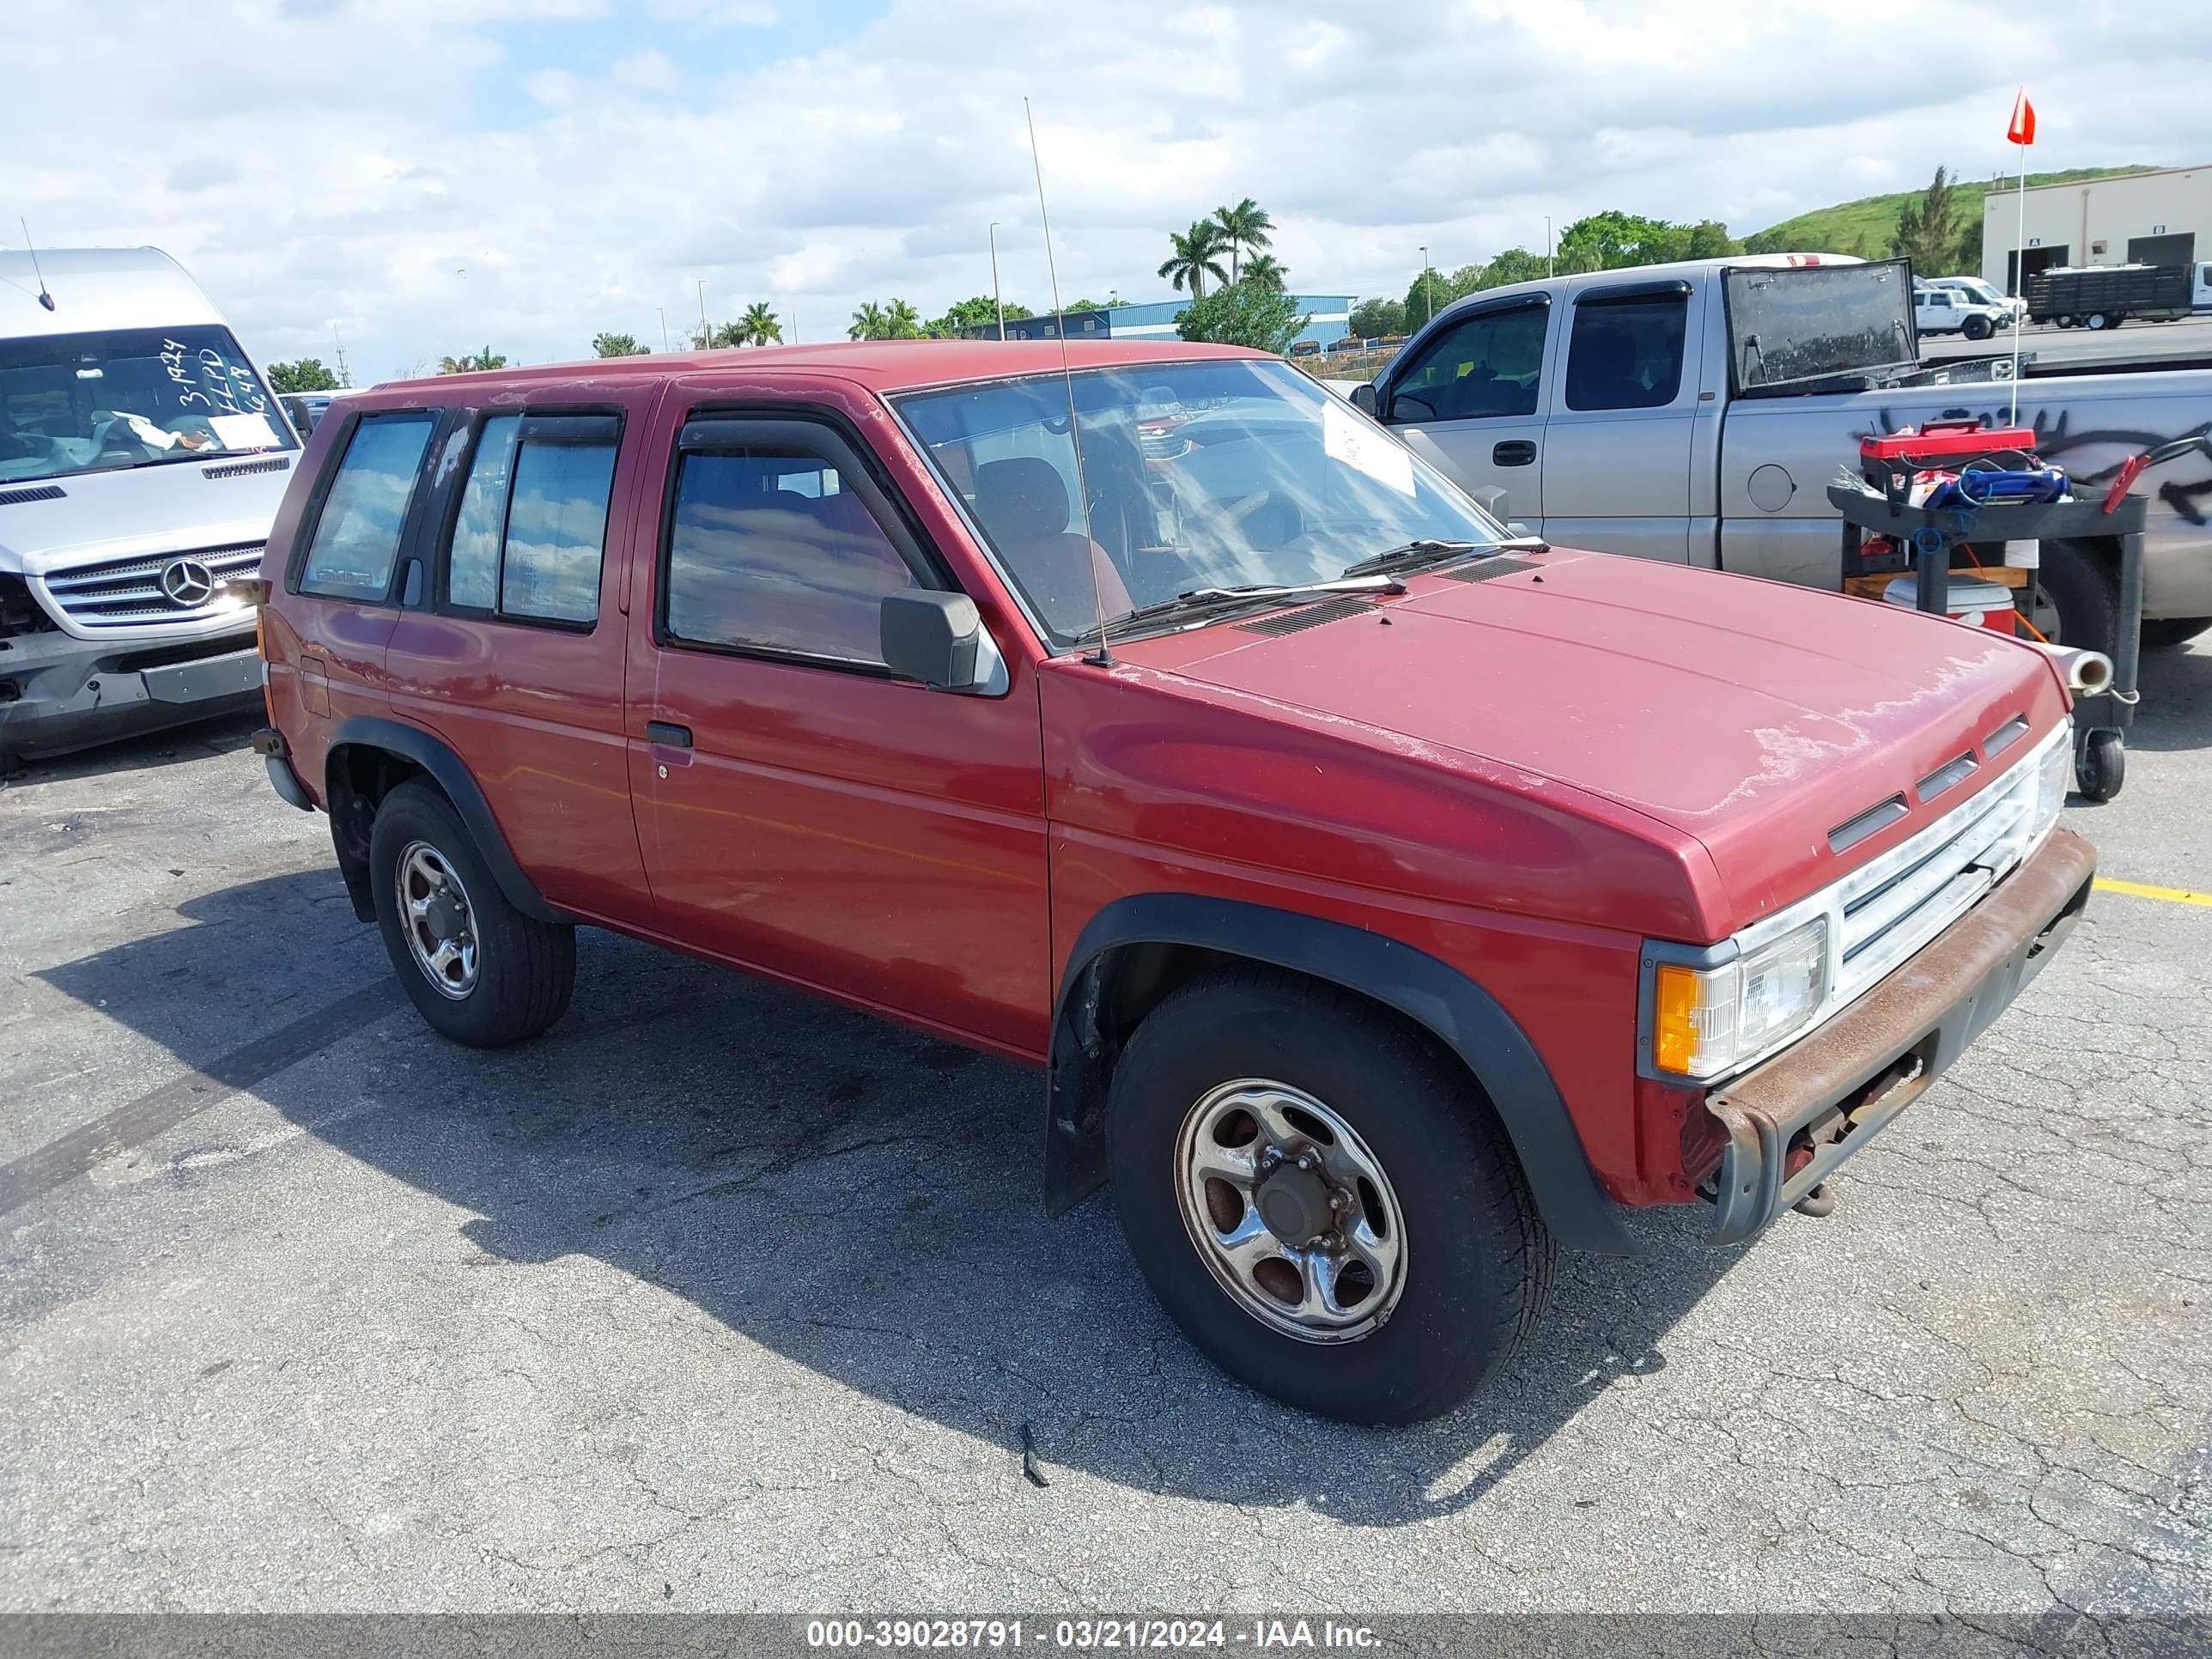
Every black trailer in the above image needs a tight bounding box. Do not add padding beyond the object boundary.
[2024,264,2195,331]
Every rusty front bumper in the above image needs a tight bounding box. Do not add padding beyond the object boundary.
[1704,827,2097,1246]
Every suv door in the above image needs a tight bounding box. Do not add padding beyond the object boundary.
[380,386,661,927]
[1538,277,1705,563]
[1374,295,1553,524]
[624,398,1049,1054]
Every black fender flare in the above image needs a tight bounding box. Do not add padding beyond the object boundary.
[325,714,563,924]
[1048,893,1637,1255]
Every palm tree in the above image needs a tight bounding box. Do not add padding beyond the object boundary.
[1158,221,1230,301]
[1212,198,1274,284]
[591,332,647,357]
[1241,253,1288,291]
[738,302,782,346]
[437,345,509,374]
[884,299,924,338]
[848,301,888,341]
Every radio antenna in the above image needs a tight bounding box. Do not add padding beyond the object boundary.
[1024,97,1113,667]
[21,220,55,311]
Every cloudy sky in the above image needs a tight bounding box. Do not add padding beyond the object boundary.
[11,0,2212,380]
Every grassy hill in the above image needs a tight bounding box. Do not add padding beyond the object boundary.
[1744,167,2154,257]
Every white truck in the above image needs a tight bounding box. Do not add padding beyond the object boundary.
[1913,281,2014,340]
[1,247,296,772]
[1350,255,2212,652]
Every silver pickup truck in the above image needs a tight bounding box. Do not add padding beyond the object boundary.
[1349,255,2212,651]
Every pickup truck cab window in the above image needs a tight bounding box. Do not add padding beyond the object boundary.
[1564,291,1688,411]
[295,411,437,601]
[1387,302,1547,422]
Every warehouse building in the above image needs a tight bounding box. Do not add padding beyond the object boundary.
[1982,165,2212,292]
[967,293,1356,349]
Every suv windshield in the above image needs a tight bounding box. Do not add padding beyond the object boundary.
[894,359,1507,644]
[0,324,295,485]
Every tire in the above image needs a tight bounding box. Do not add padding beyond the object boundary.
[2023,539,2118,652]
[2076,730,2125,801]
[1964,314,1992,341]
[2141,616,2212,651]
[368,778,575,1048]
[2057,316,2075,329]
[2086,312,2112,331]
[1103,968,1554,1425]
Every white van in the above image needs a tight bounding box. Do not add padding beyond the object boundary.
[1,247,295,770]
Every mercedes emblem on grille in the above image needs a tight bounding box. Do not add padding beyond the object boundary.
[158,558,217,608]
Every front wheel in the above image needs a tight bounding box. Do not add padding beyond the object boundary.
[1105,969,1553,1424]
[369,779,576,1047]
[2077,730,2125,801]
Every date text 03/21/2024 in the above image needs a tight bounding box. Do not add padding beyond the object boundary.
[804,1620,1382,1650]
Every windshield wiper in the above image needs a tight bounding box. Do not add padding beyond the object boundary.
[1341,536,1546,578]
[1099,574,1407,633]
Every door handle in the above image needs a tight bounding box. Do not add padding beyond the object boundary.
[645,720,693,748]
[1493,441,1537,466]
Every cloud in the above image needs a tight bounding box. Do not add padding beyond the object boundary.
[9,0,2212,379]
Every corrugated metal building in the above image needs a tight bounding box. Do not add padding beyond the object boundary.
[1982,166,2212,291]
[966,294,1356,349]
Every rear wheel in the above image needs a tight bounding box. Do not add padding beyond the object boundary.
[369,779,575,1047]
[1104,969,1553,1425]
[2085,312,2113,331]
[2077,730,2125,801]
[1964,314,1992,341]
[2057,315,2075,329]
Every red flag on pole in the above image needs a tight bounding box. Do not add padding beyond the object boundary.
[2008,88,2036,146]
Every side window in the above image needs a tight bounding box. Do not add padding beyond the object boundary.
[296,413,437,600]
[441,415,617,626]
[1389,304,1547,422]
[663,448,919,665]
[1564,295,1688,412]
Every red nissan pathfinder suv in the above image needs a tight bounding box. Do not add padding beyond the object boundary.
[252,342,2094,1424]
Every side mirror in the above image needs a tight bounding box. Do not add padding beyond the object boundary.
[1349,382,1379,417]
[882,590,986,691]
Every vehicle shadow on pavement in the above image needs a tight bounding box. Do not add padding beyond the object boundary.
[0,709,264,791]
[40,869,1746,1528]
[2118,641,2212,756]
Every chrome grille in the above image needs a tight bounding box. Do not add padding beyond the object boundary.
[1830,735,2049,1000]
[41,543,266,629]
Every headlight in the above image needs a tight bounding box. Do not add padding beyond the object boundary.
[1651,916,1830,1080]
[2033,720,2074,839]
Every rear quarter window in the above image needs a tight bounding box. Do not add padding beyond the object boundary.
[296,413,438,601]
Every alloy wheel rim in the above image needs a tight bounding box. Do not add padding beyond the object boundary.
[396,841,479,999]
[1173,1079,1407,1344]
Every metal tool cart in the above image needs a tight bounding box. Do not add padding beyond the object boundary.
[1829,435,2147,804]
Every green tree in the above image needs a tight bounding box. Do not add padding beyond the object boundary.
[1553,210,1679,273]
[1470,247,1551,290]
[1241,253,1288,291]
[266,358,339,392]
[738,302,783,346]
[930,295,1034,335]
[690,321,744,349]
[884,299,924,338]
[848,302,887,340]
[1347,297,1406,338]
[592,332,649,357]
[1176,283,1310,354]
[1892,166,1969,276]
[848,300,926,341]
[1403,266,1451,330]
[436,346,508,374]
[1212,197,1275,283]
[1158,220,1230,300]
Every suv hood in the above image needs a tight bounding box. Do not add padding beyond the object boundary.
[0,453,294,576]
[1121,548,2065,927]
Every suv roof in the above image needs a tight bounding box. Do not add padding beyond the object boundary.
[391,338,1267,398]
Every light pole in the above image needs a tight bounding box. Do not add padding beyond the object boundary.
[1546,216,1554,278]
[988,221,1006,340]
[1419,244,1432,324]
[696,279,709,349]
[656,307,669,352]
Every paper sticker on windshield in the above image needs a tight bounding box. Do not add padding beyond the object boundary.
[1324,399,1415,496]
[209,412,279,451]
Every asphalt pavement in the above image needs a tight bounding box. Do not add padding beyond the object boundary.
[2,654,2209,1620]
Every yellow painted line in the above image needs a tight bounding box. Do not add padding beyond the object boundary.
[2094,877,2212,909]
